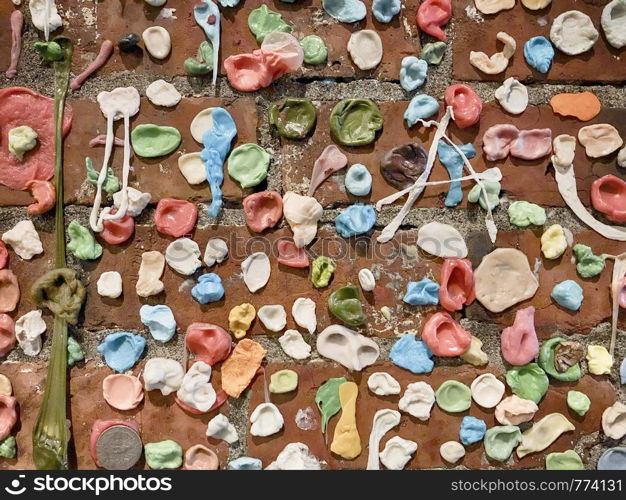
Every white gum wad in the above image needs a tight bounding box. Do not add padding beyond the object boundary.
[469,32,516,74]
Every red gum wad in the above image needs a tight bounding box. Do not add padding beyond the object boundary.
[243,191,283,233]
[422,311,472,357]
[439,258,475,312]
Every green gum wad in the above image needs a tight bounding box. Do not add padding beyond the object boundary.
[184,41,214,76]
[34,41,64,61]
[85,157,119,194]
[248,4,292,43]
[538,337,582,382]
[67,336,85,366]
[328,284,366,326]
[131,124,181,158]
[572,243,606,278]
[227,144,270,188]
[507,200,546,227]
[330,99,384,147]
[484,426,522,462]
[421,41,447,65]
[67,220,102,261]
[435,380,471,413]
[269,369,298,394]
[545,450,584,470]
[315,377,347,433]
[8,126,38,161]
[567,390,590,416]
[0,436,16,458]
[144,440,183,470]
[300,35,328,65]
[269,98,317,139]
[468,180,501,210]
[311,256,335,288]
[505,362,548,404]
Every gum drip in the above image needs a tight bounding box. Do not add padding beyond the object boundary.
[44,0,51,41]
[193,0,220,86]
[5,10,23,78]
[609,254,626,357]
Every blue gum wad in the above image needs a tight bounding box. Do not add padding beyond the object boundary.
[228,457,263,470]
[460,416,487,445]
[335,204,376,237]
[145,440,183,470]
[345,164,372,196]
[191,273,225,304]
[621,356,626,384]
[372,0,401,22]
[404,94,439,127]
[403,278,440,306]
[322,0,366,22]
[97,332,146,373]
[551,280,583,311]
[598,448,626,470]
[437,141,476,207]
[390,334,434,374]
[524,36,554,74]
[400,56,428,92]
[140,304,177,342]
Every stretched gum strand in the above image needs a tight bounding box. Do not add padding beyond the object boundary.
[5,10,24,79]
[70,40,114,91]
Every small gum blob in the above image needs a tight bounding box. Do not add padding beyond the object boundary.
[422,311,472,357]
[345,164,372,197]
[603,402,626,439]
[399,381,435,420]
[598,447,626,470]
[335,204,376,238]
[143,357,184,395]
[146,79,181,108]
[404,94,439,127]
[440,441,465,464]
[541,224,568,259]
[524,36,554,73]
[358,269,375,293]
[495,395,538,425]
[241,252,271,293]
[459,416,487,445]
[269,98,317,139]
[586,345,613,375]
[207,414,239,444]
[348,30,383,71]
[328,284,366,326]
[191,273,225,304]
[2,220,43,260]
[495,77,528,115]
[113,187,151,217]
[8,125,37,161]
[278,330,311,359]
[221,339,266,397]
[67,337,85,366]
[517,413,574,458]
[390,334,434,374]
[403,278,440,306]
[460,336,489,366]
[470,373,505,408]
[317,324,379,371]
[399,56,428,92]
[311,256,335,288]
[243,191,283,233]
[329,99,383,147]
[417,0,452,41]
[539,337,582,382]
[330,381,361,459]
[602,0,626,49]
[316,377,347,433]
[591,175,626,223]
[0,395,18,440]
[183,445,219,470]
[131,124,181,157]
[372,0,401,23]
[248,4,291,43]
[26,180,55,215]
[185,323,231,365]
[250,402,284,437]
[368,372,401,396]
[507,201,546,227]
[551,280,583,311]
[380,143,428,190]
[468,180,501,211]
[140,304,176,342]
[102,374,144,410]
[484,426,522,461]
[300,35,327,65]
[444,84,482,128]
[292,297,317,333]
[145,440,183,470]
[258,304,287,332]
[97,332,146,373]
[435,380,471,413]
[177,153,206,185]
[475,0,515,14]
[550,92,601,121]
[578,124,623,158]
[0,271,19,314]
[550,11,598,56]
[379,436,417,470]
[322,0,366,23]
[204,238,228,267]
[416,221,468,258]
[438,258,475,311]
[101,211,134,245]
[228,457,262,470]
[277,240,309,268]
[500,306,539,366]
[165,238,201,275]
[0,374,12,395]
[15,310,45,356]
[154,198,198,238]
[136,251,165,297]
[229,303,255,339]
[142,26,172,59]
[68,220,102,260]
[176,361,216,413]
[421,41,447,65]
[505,363,549,403]
[546,450,584,470]
[469,31,516,75]
[266,442,321,470]
[0,436,16,459]
[567,390,591,416]
[283,192,323,247]
[269,369,298,394]
[228,144,270,188]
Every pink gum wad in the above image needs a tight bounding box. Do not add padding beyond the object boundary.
[26,180,55,215]
[482,125,552,161]
[154,198,198,238]
[224,33,303,93]
[185,323,232,366]
[277,240,310,268]
[243,191,283,233]
[619,276,626,309]
[417,0,452,41]
[0,394,18,440]
[221,338,266,397]
[101,210,135,245]
[0,313,16,357]
[500,306,539,366]
[0,242,8,270]
[422,311,472,357]
[89,419,140,467]
[591,174,626,223]
[0,270,20,313]
[308,145,348,196]
[444,84,482,129]
[439,258,475,311]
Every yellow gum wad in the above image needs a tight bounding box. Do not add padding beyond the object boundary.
[516,413,574,458]
[330,381,361,459]
[229,303,256,339]
[586,345,613,375]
